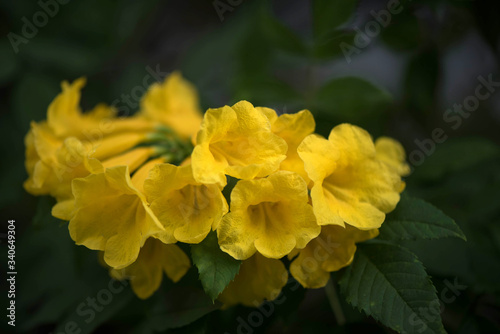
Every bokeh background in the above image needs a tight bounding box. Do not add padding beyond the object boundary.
[1,0,500,333]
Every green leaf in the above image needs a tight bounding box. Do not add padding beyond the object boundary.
[190,232,241,300]
[260,13,307,56]
[412,138,500,181]
[339,242,446,334]
[143,287,219,332]
[233,75,299,106]
[17,207,80,331]
[381,14,422,51]
[312,0,357,37]
[32,196,60,227]
[379,193,466,241]
[54,288,134,334]
[312,30,356,59]
[315,77,392,122]
[404,238,474,286]
[13,72,60,130]
[181,2,257,108]
[404,48,439,122]
[21,39,102,75]
[0,42,19,85]
[311,0,357,59]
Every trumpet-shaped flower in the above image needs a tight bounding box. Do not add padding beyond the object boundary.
[110,238,190,299]
[68,164,164,269]
[289,225,378,289]
[53,157,165,221]
[191,101,287,185]
[47,78,155,138]
[101,147,158,172]
[24,122,58,178]
[259,108,315,182]
[86,131,150,160]
[217,171,320,260]
[24,128,103,200]
[24,122,154,200]
[24,77,160,201]
[298,124,404,230]
[144,164,228,244]
[375,137,411,177]
[140,72,203,138]
[218,253,287,307]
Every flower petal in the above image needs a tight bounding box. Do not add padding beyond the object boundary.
[219,253,287,307]
[140,72,202,138]
[68,166,163,269]
[52,199,76,221]
[375,136,411,177]
[290,225,378,288]
[299,124,403,230]
[111,238,190,299]
[218,171,320,260]
[145,164,228,244]
[271,109,315,182]
[102,147,156,172]
[192,101,287,185]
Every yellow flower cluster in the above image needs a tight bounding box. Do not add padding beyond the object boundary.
[24,72,409,305]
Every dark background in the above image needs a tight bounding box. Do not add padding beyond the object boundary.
[0,0,499,333]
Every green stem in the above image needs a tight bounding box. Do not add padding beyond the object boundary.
[325,278,346,326]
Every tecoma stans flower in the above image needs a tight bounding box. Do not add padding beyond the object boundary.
[259,107,315,183]
[375,137,411,178]
[144,163,228,244]
[101,146,158,172]
[24,120,152,200]
[217,171,320,260]
[218,253,288,307]
[23,78,163,201]
[47,78,155,138]
[68,164,164,269]
[140,72,203,139]
[289,225,379,289]
[24,129,103,201]
[51,151,165,222]
[191,101,287,185]
[86,131,151,160]
[110,238,191,299]
[298,124,404,230]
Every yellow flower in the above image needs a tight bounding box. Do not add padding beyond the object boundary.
[24,122,60,195]
[46,77,88,137]
[67,164,164,269]
[219,253,287,307]
[52,199,75,221]
[140,72,203,139]
[52,157,165,221]
[101,146,158,172]
[47,78,155,138]
[191,101,287,185]
[217,171,320,260]
[24,121,152,201]
[87,132,150,160]
[23,78,161,201]
[24,123,45,177]
[289,226,378,289]
[24,128,103,200]
[375,137,411,177]
[110,238,190,299]
[128,157,165,194]
[144,163,228,244]
[51,147,164,222]
[298,124,404,230]
[259,108,315,182]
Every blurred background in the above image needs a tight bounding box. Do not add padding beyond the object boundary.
[1,0,499,333]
